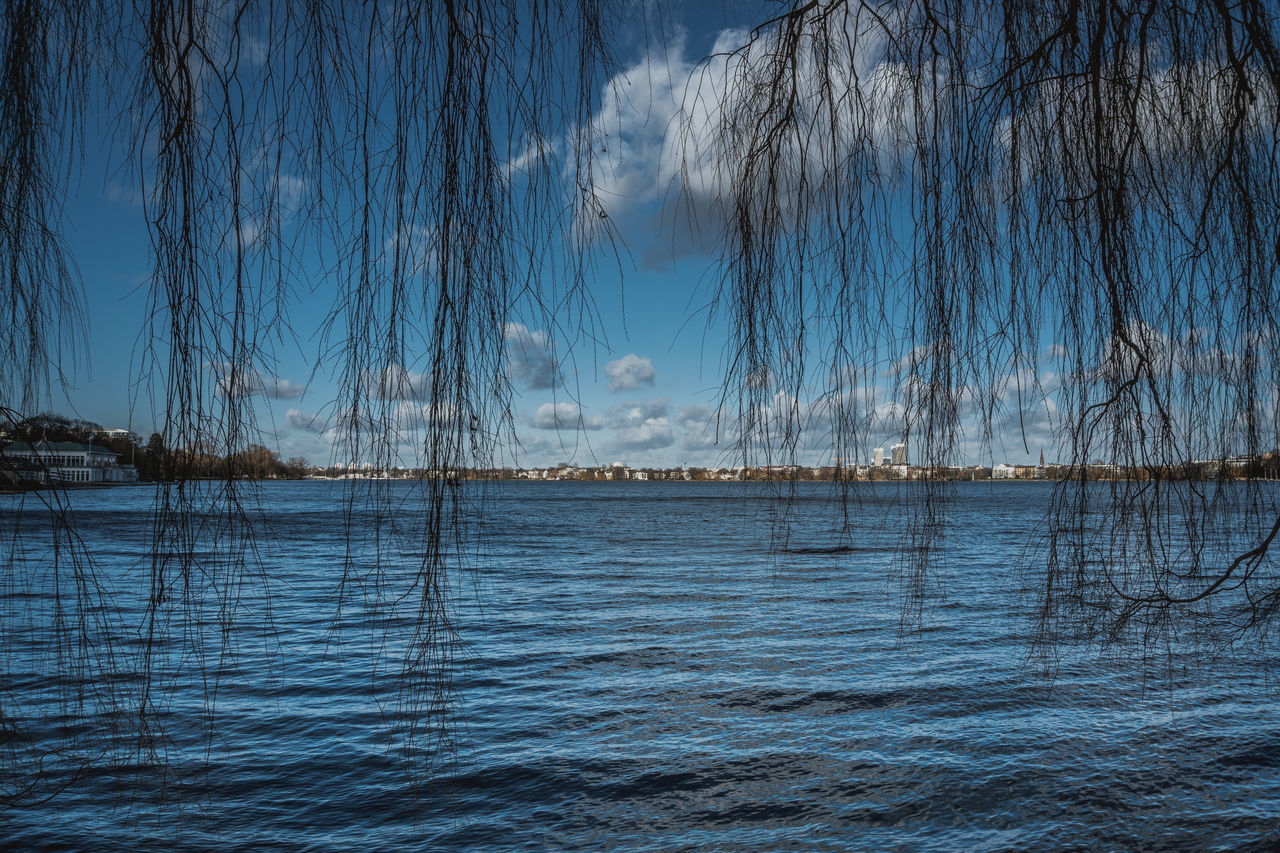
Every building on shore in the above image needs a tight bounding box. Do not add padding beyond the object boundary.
[993,462,1044,480]
[1,440,139,485]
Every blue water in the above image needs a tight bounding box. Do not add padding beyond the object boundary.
[3,481,1279,850]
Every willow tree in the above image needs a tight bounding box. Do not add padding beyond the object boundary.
[690,0,1280,654]
[1,0,1278,807]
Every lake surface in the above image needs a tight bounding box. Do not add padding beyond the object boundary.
[3,480,1279,850]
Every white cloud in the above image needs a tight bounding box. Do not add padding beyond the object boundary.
[237,218,265,250]
[383,224,437,275]
[613,421,675,451]
[504,322,559,390]
[604,353,656,392]
[745,366,774,390]
[531,401,604,431]
[286,408,326,434]
[679,416,723,452]
[676,403,716,427]
[572,9,918,254]
[211,362,304,400]
[592,10,1278,258]
[678,432,719,452]
[268,378,305,400]
[505,132,556,177]
[274,173,308,210]
[393,399,463,429]
[321,400,469,463]
[607,398,675,451]
[361,364,431,401]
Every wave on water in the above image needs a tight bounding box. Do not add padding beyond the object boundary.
[3,481,1278,850]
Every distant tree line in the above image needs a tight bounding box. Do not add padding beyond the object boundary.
[1,413,311,481]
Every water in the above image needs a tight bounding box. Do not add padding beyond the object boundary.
[3,481,1279,850]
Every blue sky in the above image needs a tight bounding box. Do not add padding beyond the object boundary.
[46,2,1068,470]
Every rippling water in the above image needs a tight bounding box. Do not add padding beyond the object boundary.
[3,481,1279,850]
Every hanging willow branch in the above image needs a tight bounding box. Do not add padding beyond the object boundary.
[1,0,620,805]
[0,0,1278,812]
[683,0,1279,648]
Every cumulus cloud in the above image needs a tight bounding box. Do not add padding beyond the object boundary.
[274,173,309,212]
[998,56,1278,183]
[268,378,305,399]
[322,399,468,458]
[569,11,917,256]
[604,353,656,392]
[361,364,431,400]
[505,132,557,178]
[613,421,675,451]
[211,362,304,400]
[672,403,731,452]
[574,8,1271,267]
[383,224,437,275]
[504,322,559,390]
[531,402,605,431]
[678,432,719,452]
[237,219,266,251]
[745,366,774,390]
[286,408,327,434]
[1043,343,1073,363]
[607,398,675,451]
[394,399,463,428]
[610,398,669,422]
[676,403,716,427]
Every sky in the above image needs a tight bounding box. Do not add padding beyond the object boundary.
[44,2,1066,471]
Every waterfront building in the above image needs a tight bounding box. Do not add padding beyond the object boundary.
[2,441,139,484]
[992,462,1041,480]
[891,443,907,465]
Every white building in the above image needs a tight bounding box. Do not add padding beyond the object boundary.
[3,441,138,484]
[891,442,907,465]
[873,447,885,466]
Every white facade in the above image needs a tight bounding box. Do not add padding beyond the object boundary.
[3,441,138,484]
[891,443,907,465]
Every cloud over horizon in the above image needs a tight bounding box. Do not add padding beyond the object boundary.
[606,398,676,451]
[285,408,326,434]
[361,364,430,401]
[604,353,656,392]
[504,322,559,390]
[531,401,605,431]
[211,362,305,400]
